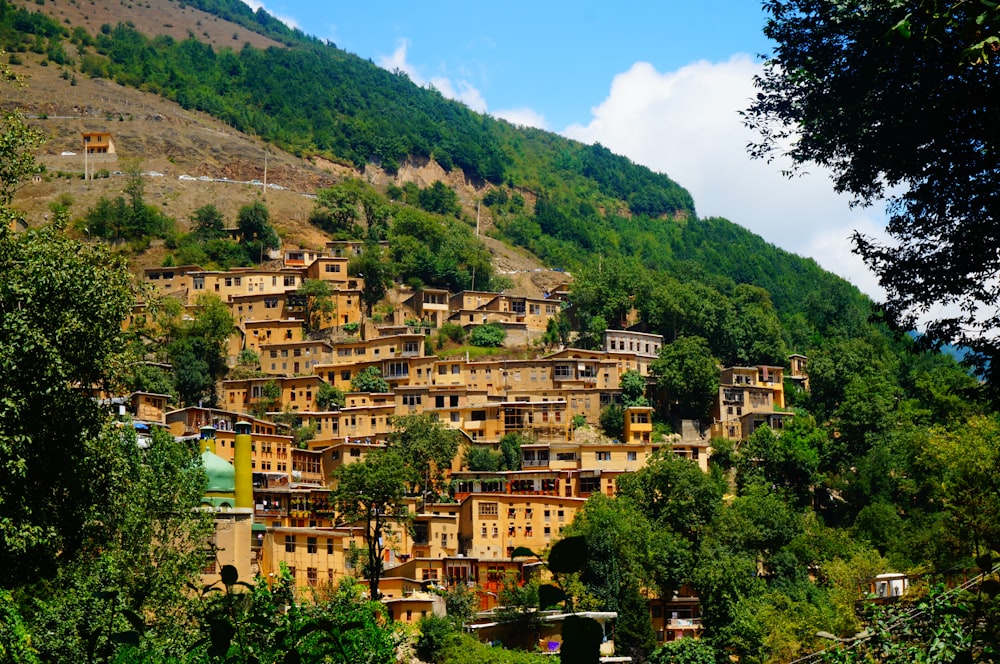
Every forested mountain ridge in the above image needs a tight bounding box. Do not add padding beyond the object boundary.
[2,0,870,340]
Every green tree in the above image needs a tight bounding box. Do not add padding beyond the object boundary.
[617,450,724,549]
[130,363,176,399]
[389,412,460,502]
[418,180,461,217]
[191,203,227,241]
[21,426,211,662]
[918,415,1000,561]
[349,242,394,315]
[620,369,649,407]
[599,404,625,441]
[465,445,502,472]
[720,284,787,367]
[745,0,1000,388]
[499,432,526,471]
[316,381,346,410]
[0,62,41,218]
[165,294,235,406]
[350,366,390,393]
[331,450,410,600]
[561,495,660,661]
[650,336,719,420]
[297,278,336,335]
[542,312,571,348]
[0,219,136,586]
[571,255,649,330]
[312,181,361,234]
[735,418,823,509]
[236,200,279,262]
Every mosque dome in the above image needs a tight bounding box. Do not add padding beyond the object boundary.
[201,450,236,494]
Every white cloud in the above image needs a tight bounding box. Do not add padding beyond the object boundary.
[493,107,548,130]
[377,39,419,79]
[240,0,300,31]
[376,40,488,113]
[376,39,545,127]
[429,77,488,113]
[563,56,889,299]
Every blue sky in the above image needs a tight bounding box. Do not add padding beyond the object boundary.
[243,1,889,298]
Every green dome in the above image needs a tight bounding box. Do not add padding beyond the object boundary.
[201,450,236,494]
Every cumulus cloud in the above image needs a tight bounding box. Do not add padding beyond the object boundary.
[376,40,487,112]
[376,39,545,128]
[240,0,300,30]
[377,39,418,79]
[563,56,888,299]
[493,107,548,130]
[429,77,488,113]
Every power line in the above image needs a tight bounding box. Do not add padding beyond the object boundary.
[788,565,1000,664]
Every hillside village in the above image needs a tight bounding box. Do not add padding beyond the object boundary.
[119,235,808,647]
[6,1,1000,661]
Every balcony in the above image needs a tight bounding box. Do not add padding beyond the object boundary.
[666,618,702,630]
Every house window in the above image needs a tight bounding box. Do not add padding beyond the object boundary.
[627,451,637,461]
[307,568,318,586]
[307,537,317,554]
[478,502,498,517]
[596,451,611,462]
[284,535,296,553]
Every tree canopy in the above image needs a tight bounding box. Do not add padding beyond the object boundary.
[746,0,1000,388]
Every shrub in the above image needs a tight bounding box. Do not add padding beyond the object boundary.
[415,614,457,664]
[470,323,505,348]
[439,322,467,344]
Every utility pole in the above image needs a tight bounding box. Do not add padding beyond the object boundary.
[471,199,480,291]
[262,147,268,202]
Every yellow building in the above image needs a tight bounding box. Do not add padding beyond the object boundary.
[244,319,303,352]
[167,407,294,476]
[458,493,586,560]
[624,405,654,445]
[230,292,292,327]
[710,365,792,441]
[410,504,462,559]
[82,131,115,154]
[259,340,333,376]
[222,375,325,413]
[257,526,355,589]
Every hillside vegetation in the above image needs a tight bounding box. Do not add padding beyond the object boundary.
[3,1,1000,663]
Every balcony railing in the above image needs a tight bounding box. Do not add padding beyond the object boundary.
[666,618,702,629]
